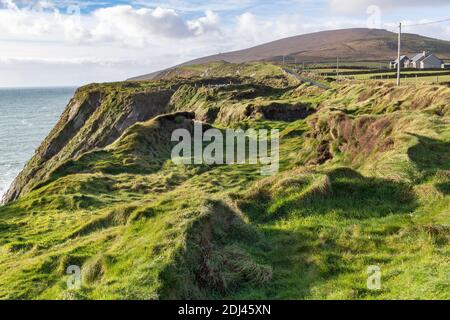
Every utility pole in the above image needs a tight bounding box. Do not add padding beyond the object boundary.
[397,22,402,86]
[336,56,340,81]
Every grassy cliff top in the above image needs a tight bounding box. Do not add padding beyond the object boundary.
[0,62,449,299]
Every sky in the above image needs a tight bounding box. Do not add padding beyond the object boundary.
[1,0,450,87]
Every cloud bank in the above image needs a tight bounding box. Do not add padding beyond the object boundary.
[329,0,450,13]
[0,0,449,87]
[0,3,220,46]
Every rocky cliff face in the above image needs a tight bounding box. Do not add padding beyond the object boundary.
[2,83,176,203]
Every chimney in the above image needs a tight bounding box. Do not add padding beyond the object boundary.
[423,51,427,56]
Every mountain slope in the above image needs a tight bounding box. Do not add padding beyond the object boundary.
[131,28,450,80]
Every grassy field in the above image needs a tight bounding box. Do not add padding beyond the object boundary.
[0,62,449,299]
[295,64,450,84]
[369,75,450,84]
[344,72,450,82]
[282,60,450,84]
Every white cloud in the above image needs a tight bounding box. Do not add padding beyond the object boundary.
[1,1,450,87]
[89,6,220,46]
[130,0,257,13]
[188,10,220,36]
[92,6,190,43]
[0,4,221,46]
[236,12,263,43]
[0,0,17,9]
[329,0,450,14]
[0,56,147,66]
[234,11,366,47]
[0,7,53,36]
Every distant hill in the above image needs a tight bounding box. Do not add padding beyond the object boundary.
[130,28,450,80]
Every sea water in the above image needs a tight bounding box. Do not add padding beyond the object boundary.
[0,87,76,199]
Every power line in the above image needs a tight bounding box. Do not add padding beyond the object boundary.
[402,18,450,28]
[393,16,450,87]
[386,17,450,33]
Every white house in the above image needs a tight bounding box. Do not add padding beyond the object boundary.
[406,51,443,69]
[390,51,444,69]
[420,54,443,69]
[389,55,410,69]
[409,52,424,68]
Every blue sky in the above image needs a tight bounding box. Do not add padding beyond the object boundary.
[1,0,450,86]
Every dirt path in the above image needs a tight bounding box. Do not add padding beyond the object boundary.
[283,67,331,90]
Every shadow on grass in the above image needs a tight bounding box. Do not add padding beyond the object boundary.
[436,182,450,195]
[223,83,298,100]
[228,167,413,299]
[407,134,450,176]
[240,167,418,222]
[229,227,375,299]
[157,200,267,299]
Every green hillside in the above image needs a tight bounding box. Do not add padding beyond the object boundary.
[131,28,450,81]
[0,62,449,299]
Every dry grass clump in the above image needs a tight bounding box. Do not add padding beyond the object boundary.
[82,255,106,285]
[301,174,332,200]
[198,244,272,294]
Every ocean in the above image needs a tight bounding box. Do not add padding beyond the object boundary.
[0,87,76,200]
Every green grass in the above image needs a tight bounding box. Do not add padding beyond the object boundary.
[226,165,449,299]
[0,62,449,299]
[323,70,450,84]
[300,65,450,84]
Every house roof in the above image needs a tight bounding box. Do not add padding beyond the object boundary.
[410,52,426,63]
[391,52,442,64]
[422,54,443,63]
[393,55,409,63]
[411,53,423,62]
